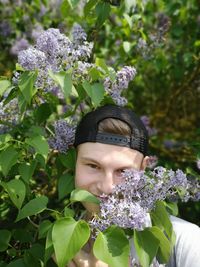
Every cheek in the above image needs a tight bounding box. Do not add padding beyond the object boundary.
[75,166,94,189]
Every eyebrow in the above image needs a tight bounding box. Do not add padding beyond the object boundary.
[80,157,100,164]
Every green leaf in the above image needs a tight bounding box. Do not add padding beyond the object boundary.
[38,220,52,239]
[93,226,130,267]
[95,58,109,73]
[0,146,18,176]
[18,71,37,104]
[149,227,171,264]
[16,196,48,222]
[151,201,173,240]
[123,41,131,53]
[125,0,136,12]
[0,230,11,252]
[18,161,37,184]
[64,207,75,217]
[1,179,26,209]
[0,260,7,267]
[34,103,53,124]
[45,226,54,264]
[74,84,87,100]
[67,0,80,8]
[89,67,102,81]
[164,202,178,216]
[26,135,49,160]
[24,243,44,266]
[70,188,100,204]
[13,229,33,243]
[52,218,90,267]
[123,14,133,28]
[82,81,105,107]
[95,2,111,26]
[58,173,75,200]
[58,148,76,170]
[0,79,11,96]
[0,133,12,147]
[84,0,98,16]
[18,91,27,113]
[134,228,160,267]
[49,70,72,98]
[7,259,26,267]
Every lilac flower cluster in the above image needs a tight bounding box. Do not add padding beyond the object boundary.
[103,66,137,106]
[136,13,170,59]
[90,167,200,233]
[10,38,30,55]
[17,26,94,99]
[48,120,76,153]
[140,115,157,136]
[0,99,19,134]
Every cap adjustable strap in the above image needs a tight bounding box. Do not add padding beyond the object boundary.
[96,132,144,153]
[96,133,131,147]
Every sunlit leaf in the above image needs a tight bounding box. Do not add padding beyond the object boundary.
[52,218,90,267]
[16,196,48,222]
[1,179,26,209]
[70,188,100,204]
[93,226,130,267]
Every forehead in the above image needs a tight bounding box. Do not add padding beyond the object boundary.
[77,142,143,167]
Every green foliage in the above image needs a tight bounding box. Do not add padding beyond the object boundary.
[0,0,199,266]
[93,226,130,267]
[15,196,48,222]
[52,218,90,267]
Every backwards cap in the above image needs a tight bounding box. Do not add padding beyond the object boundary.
[74,104,149,156]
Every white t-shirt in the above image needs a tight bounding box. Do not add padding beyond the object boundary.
[166,216,200,267]
[130,216,200,267]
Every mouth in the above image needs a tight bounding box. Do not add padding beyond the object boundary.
[97,194,109,201]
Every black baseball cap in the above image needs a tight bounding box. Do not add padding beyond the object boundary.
[74,104,149,156]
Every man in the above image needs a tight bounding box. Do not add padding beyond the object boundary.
[68,104,200,267]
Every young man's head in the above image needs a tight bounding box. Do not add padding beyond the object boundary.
[74,104,149,213]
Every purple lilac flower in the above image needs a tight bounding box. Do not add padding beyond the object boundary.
[103,66,137,106]
[90,167,199,234]
[10,38,30,55]
[16,27,94,98]
[0,99,19,134]
[72,41,93,62]
[18,47,47,71]
[163,139,186,150]
[31,24,44,41]
[72,23,87,44]
[48,120,76,153]
[0,20,12,37]
[140,115,157,136]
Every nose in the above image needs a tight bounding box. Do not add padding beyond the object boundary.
[98,171,114,195]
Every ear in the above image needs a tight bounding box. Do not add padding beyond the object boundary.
[141,156,149,170]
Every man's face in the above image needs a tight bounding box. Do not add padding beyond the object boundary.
[75,142,148,214]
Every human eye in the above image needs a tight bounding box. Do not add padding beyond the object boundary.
[116,168,125,176]
[86,163,99,170]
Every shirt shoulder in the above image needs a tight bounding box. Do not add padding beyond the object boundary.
[168,216,200,267]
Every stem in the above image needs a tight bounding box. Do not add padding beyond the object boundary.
[28,217,39,228]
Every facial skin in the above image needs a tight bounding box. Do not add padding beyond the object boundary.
[75,142,149,215]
